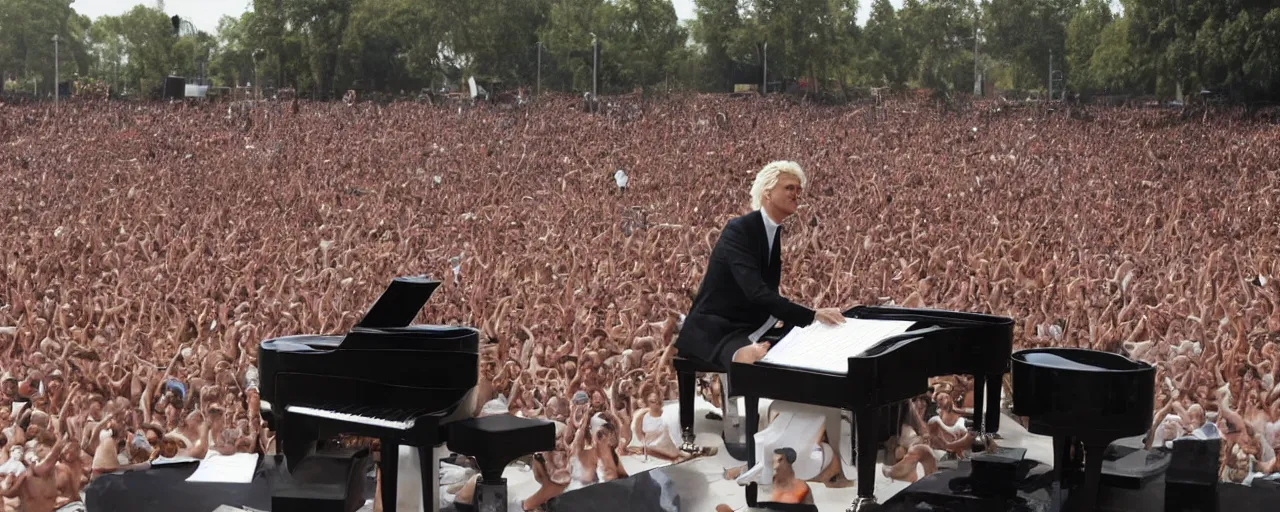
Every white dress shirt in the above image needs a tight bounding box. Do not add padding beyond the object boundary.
[749,209,781,342]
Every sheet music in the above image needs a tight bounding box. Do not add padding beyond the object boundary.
[185,453,260,483]
[151,455,200,466]
[760,318,917,374]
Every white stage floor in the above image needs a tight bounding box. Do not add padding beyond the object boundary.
[369,395,1054,511]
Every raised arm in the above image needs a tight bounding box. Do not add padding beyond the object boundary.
[56,382,82,432]
[1146,400,1178,449]
[571,407,589,453]
[34,435,68,477]
[187,423,211,459]
[0,473,26,498]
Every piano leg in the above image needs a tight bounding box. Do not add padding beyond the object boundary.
[971,373,987,434]
[279,418,317,472]
[744,395,759,508]
[380,441,398,512]
[982,373,1003,437]
[1078,443,1107,512]
[677,367,698,452]
[1051,435,1074,511]
[849,408,879,512]
[420,446,439,512]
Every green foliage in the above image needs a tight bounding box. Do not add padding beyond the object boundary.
[862,0,911,88]
[5,0,1280,99]
[903,0,975,94]
[338,0,442,92]
[1089,15,1141,92]
[983,0,1075,90]
[0,0,88,94]
[1064,0,1111,92]
[539,0,614,92]
[1126,0,1280,99]
[690,0,744,91]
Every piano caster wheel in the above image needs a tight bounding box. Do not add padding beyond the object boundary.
[475,478,509,512]
[846,495,878,512]
[973,433,996,453]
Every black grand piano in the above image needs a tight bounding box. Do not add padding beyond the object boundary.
[258,276,479,512]
[1011,347,1155,512]
[729,306,1014,511]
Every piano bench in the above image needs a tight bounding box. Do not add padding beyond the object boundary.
[673,354,725,374]
[1165,438,1220,512]
[743,503,820,512]
[272,447,371,512]
[447,415,556,481]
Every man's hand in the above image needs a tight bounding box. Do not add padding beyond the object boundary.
[814,308,846,326]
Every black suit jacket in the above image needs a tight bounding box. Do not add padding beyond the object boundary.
[675,211,815,363]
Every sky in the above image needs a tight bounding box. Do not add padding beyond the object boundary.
[70,0,899,35]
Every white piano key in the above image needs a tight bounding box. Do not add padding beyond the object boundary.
[287,405,414,431]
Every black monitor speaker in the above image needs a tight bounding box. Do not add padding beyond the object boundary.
[163,76,185,99]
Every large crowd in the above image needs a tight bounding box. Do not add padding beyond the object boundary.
[0,93,1277,511]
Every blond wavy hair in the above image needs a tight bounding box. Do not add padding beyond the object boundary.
[750,161,807,211]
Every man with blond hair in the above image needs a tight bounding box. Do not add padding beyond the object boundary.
[675,161,846,453]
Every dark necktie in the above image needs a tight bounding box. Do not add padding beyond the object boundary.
[770,225,782,268]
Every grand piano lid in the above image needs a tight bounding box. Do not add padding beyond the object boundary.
[355,276,441,329]
[845,305,1015,327]
[1013,348,1153,373]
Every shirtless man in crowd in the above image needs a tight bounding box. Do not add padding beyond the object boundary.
[2,435,68,512]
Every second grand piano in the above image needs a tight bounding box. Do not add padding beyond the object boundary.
[730,306,1014,511]
[258,276,479,512]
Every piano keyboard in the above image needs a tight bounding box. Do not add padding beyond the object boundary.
[287,405,415,431]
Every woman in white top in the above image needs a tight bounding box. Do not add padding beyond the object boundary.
[927,391,977,459]
[629,385,688,462]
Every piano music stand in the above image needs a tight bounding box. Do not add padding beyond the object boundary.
[730,307,1014,512]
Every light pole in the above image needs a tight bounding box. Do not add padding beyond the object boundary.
[973,12,981,96]
[52,34,60,109]
[252,50,261,99]
[536,42,542,96]
[590,33,598,104]
[762,42,768,94]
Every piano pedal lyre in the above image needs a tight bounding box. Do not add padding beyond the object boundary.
[846,494,878,512]
[971,428,998,454]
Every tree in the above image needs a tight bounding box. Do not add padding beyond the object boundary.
[1064,0,1111,92]
[285,0,354,98]
[862,0,911,88]
[1089,14,1139,93]
[87,15,126,91]
[338,0,441,92]
[984,0,1076,90]
[610,0,688,91]
[539,0,616,92]
[208,14,257,88]
[901,0,975,95]
[0,0,86,95]
[430,0,551,87]
[691,0,741,91]
[115,5,178,96]
[1126,0,1280,99]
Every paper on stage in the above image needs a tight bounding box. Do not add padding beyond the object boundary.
[151,455,200,466]
[759,318,917,374]
[185,453,260,484]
